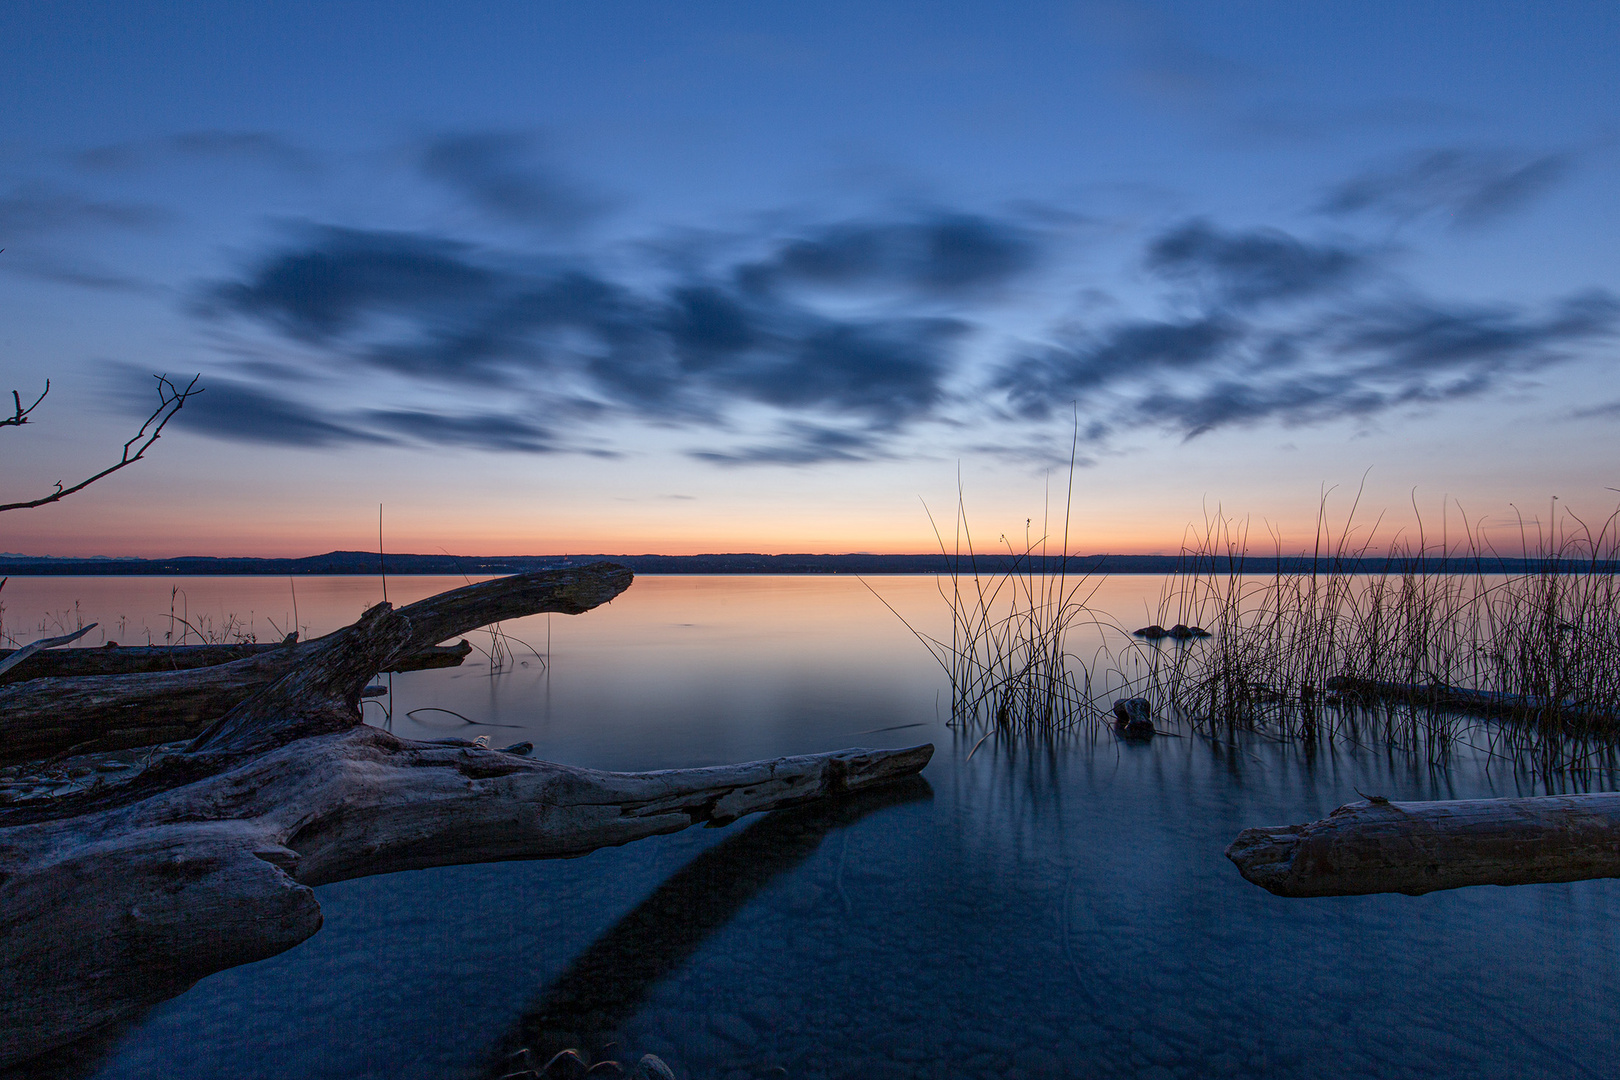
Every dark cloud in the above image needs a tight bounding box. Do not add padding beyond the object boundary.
[738,213,1037,297]
[360,408,558,453]
[174,379,392,448]
[1330,290,1619,376]
[1145,220,1364,307]
[998,316,1241,419]
[75,131,314,173]
[196,208,1617,461]
[1319,148,1574,229]
[205,227,498,340]
[203,218,981,448]
[418,132,608,228]
[998,287,1617,439]
[174,378,570,454]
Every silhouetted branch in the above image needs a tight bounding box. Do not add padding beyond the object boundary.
[1,381,51,429]
[0,374,201,513]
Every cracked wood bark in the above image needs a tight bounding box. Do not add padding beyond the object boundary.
[1226,793,1620,897]
[0,562,935,1067]
[0,562,631,766]
[0,639,471,684]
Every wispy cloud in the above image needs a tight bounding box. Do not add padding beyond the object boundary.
[995,219,1618,441]
[185,201,1617,463]
[0,182,164,237]
[1144,220,1365,308]
[1319,147,1575,230]
[74,131,315,173]
[197,211,1021,459]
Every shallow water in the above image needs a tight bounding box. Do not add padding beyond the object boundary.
[6,574,1620,1079]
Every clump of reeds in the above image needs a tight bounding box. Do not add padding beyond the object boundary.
[901,473,1620,774]
[1149,493,1620,772]
[873,439,1145,735]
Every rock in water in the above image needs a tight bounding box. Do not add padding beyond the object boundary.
[1112,697,1156,740]
[1133,625,1168,639]
[635,1055,677,1080]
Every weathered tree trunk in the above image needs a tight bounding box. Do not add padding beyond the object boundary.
[0,563,935,1067]
[0,562,630,765]
[0,728,932,1066]
[0,638,471,683]
[1226,793,1620,897]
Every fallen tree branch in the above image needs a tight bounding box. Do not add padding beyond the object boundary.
[0,623,96,679]
[0,728,933,1066]
[1226,792,1620,897]
[0,561,934,1070]
[0,563,630,767]
[0,638,471,684]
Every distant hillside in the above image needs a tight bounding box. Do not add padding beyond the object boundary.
[0,550,1606,576]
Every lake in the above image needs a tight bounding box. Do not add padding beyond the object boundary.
[5,573,1619,1080]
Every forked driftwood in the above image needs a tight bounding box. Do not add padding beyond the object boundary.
[0,563,631,766]
[0,564,934,1067]
[1227,793,1620,897]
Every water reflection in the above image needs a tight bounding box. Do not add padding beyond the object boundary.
[5,575,1616,1079]
[487,779,932,1074]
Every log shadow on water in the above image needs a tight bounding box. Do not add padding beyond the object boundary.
[487,775,933,1076]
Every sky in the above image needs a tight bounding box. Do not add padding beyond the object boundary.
[0,0,1616,558]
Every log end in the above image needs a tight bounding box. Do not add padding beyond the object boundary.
[1225,824,1307,896]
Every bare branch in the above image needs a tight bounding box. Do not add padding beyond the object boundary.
[0,374,202,513]
[0,381,50,429]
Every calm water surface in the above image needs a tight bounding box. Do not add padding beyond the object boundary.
[5,574,1618,1080]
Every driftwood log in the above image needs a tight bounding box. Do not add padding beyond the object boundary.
[1326,675,1616,727]
[0,638,471,684]
[0,563,934,1068]
[0,563,632,766]
[1227,793,1620,897]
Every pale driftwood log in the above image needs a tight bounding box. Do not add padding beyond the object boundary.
[0,562,630,766]
[0,727,933,1066]
[0,562,934,1067]
[0,638,472,684]
[0,623,95,679]
[1226,793,1620,897]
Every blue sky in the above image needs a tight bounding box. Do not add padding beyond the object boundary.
[1,1,1616,556]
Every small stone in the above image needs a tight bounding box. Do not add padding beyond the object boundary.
[635,1054,677,1080]
[1112,697,1157,740]
[539,1049,588,1078]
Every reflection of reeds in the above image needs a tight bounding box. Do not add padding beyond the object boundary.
[893,479,1620,775]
